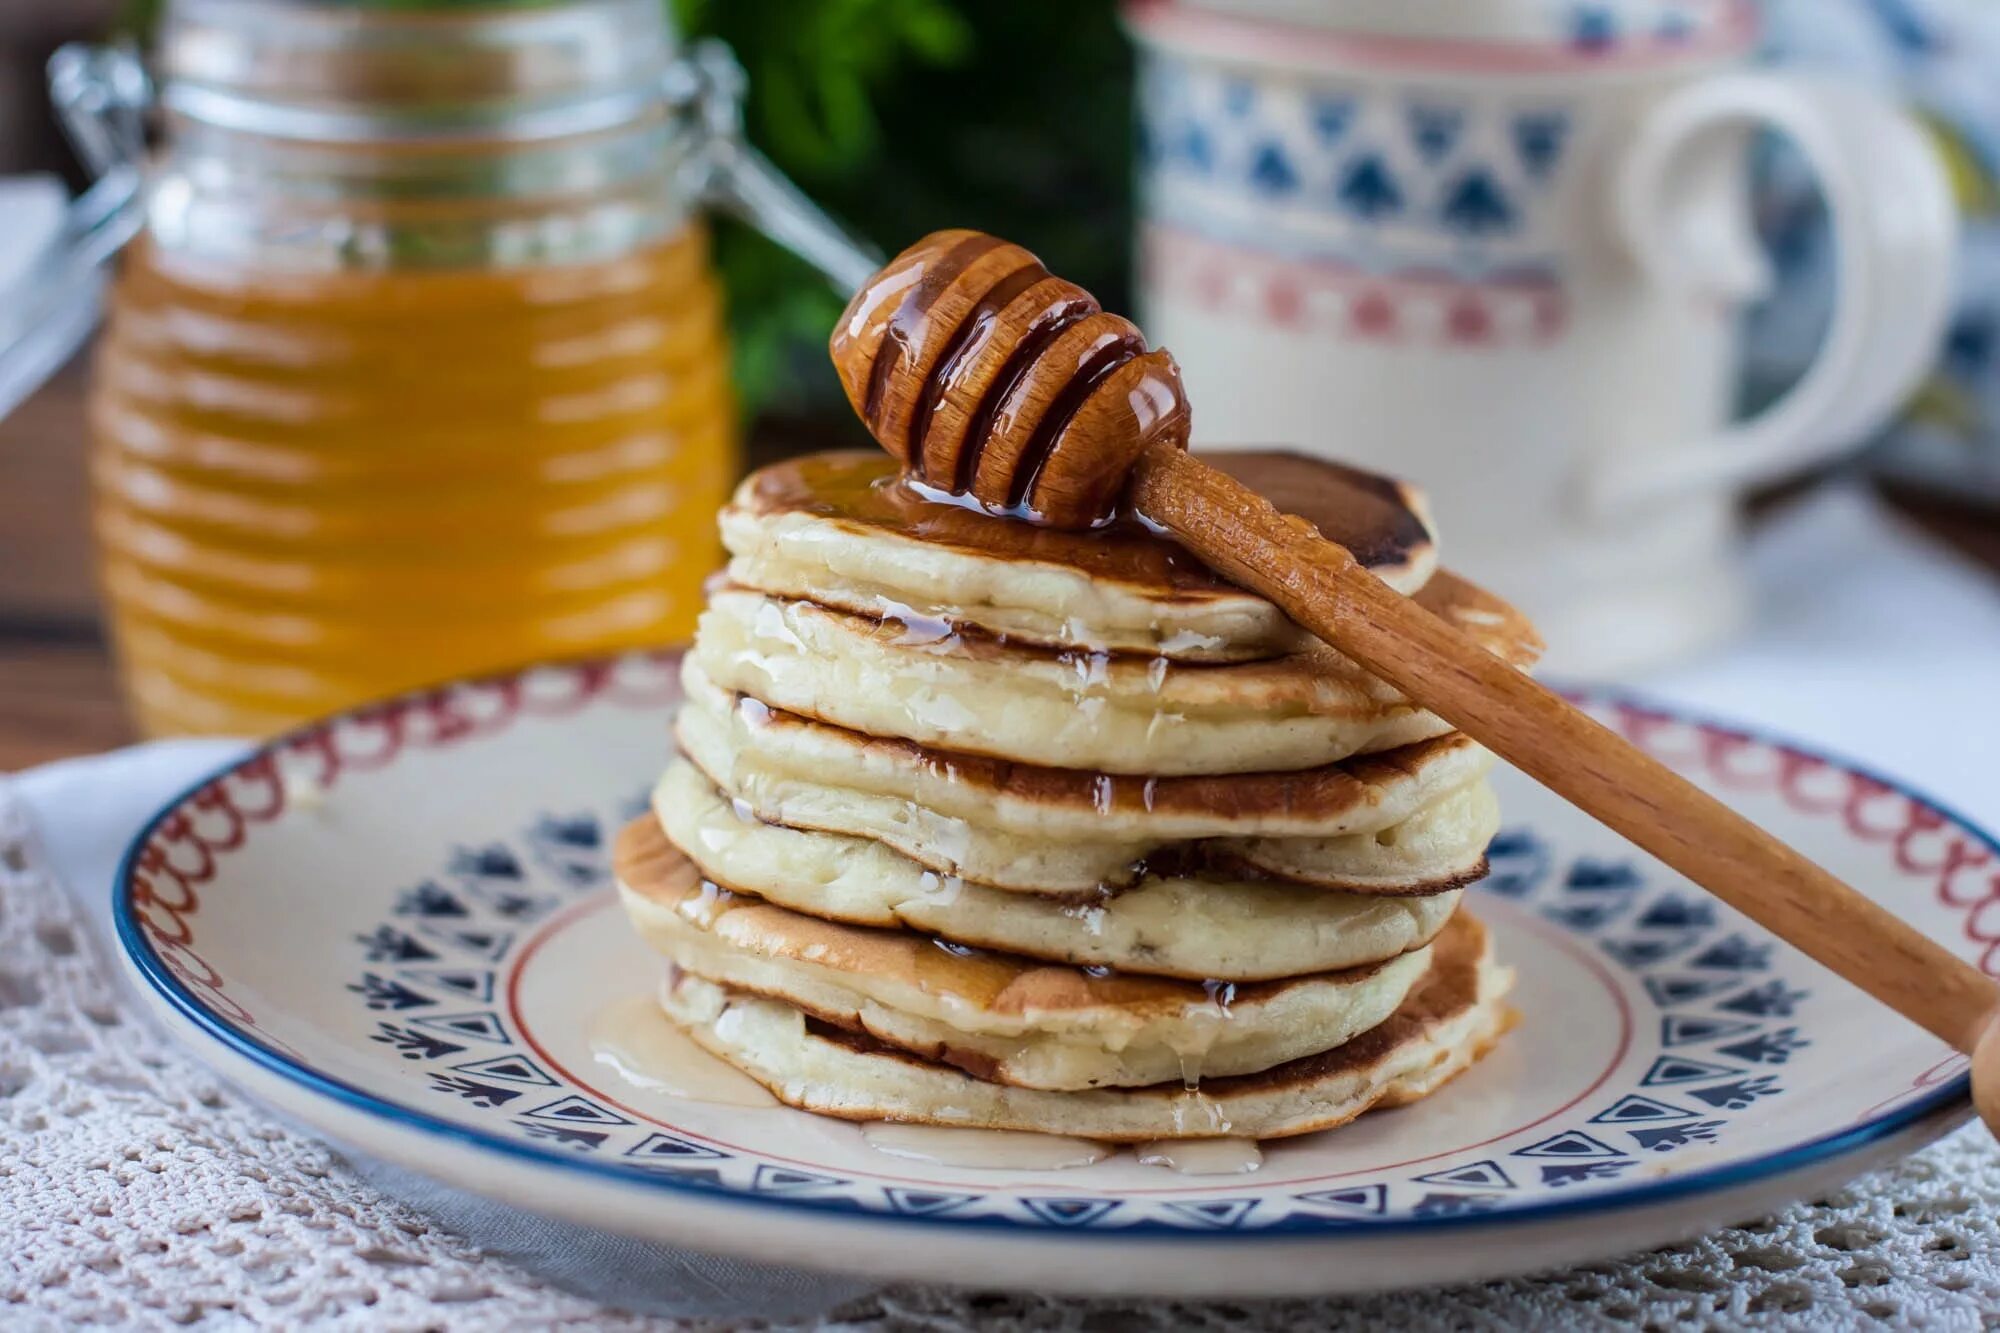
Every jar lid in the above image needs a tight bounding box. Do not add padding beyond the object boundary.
[158,0,680,143]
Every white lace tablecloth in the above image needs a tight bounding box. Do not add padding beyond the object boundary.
[4,485,1999,1330]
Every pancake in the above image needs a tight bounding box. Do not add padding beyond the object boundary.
[616,823,1435,1091]
[722,449,1438,662]
[676,663,1498,891]
[659,911,1512,1141]
[650,763,1465,980]
[678,660,1496,844]
[688,572,1539,776]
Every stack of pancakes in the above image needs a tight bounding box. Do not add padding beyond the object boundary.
[614,449,1543,1141]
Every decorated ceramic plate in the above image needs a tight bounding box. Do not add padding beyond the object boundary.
[115,652,1990,1298]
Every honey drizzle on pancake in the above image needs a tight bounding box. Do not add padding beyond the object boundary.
[741,450,1432,597]
[908,259,1049,485]
[953,293,1098,495]
[1007,331,1146,511]
[863,233,1006,433]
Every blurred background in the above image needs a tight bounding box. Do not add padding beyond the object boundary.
[0,0,1995,767]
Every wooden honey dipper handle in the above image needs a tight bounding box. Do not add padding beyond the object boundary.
[1134,447,2000,1112]
[831,230,2000,1134]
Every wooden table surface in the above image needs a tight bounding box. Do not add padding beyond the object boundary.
[4,355,1997,773]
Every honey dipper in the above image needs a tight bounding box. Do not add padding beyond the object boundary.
[830,228,2000,1136]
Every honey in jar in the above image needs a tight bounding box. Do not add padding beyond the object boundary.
[94,226,733,735]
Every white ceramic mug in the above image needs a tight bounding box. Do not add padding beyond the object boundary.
[1127,0,1957,675]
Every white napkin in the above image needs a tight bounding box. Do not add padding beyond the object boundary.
[5,481,1996,1315]
[6,758,869,1319]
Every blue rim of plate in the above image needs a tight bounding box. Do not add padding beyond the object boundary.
[113,657,1985,1240]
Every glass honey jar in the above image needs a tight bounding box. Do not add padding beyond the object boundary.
[0,0,871,736]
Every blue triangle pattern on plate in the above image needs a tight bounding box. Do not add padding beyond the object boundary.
[1643,974,1737,1007]
[449,1053,556,1086]
[1590,1094,1696,1124]
[1543,901,1630,931]
[1541,1160,1634,1187]
[1687,1075,1784,1110]
[1688,935,1773,973]
[752,1164,850,1193]
[522,1094,631,1126]
[1601,933,1699,968]
[451,844,524,881]
[347,973,433,1011]
[511,1119,608,1151]
[355,925,438,963]
[533,812,601,850]
[884,1188,978,1217]
[463,883,557,925]
[397,966,495,1002]
[1294,1184,1386,1216]
[417,926,515,962]
[1481,827,1552,898]
[1485,828,1545,860]
[624,1132,725,1162]
[1565,859,1641,893]
[1017,1198,1122,1227]
[1511,1130,1623,1160]
[409,1010,510,1045]
[1160,1198,1260,1229]
[371,1022,463,1060]
[1661,1014,1762,1047]
[1717,981,1808,1018]
[395,881,468,918]
[1717,1028,1810,1066]
[1411,1160,1516,1190]
[1629,1120,1726,1153]
[1637,896,1715,929]
[1641,1055,1743,1087]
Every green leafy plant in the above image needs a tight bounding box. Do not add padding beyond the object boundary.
[675,0,1133,425]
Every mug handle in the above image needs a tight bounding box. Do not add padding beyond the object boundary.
[1585,72,1957,516]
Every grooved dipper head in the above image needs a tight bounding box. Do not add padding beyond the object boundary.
[829,229,1191,529]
